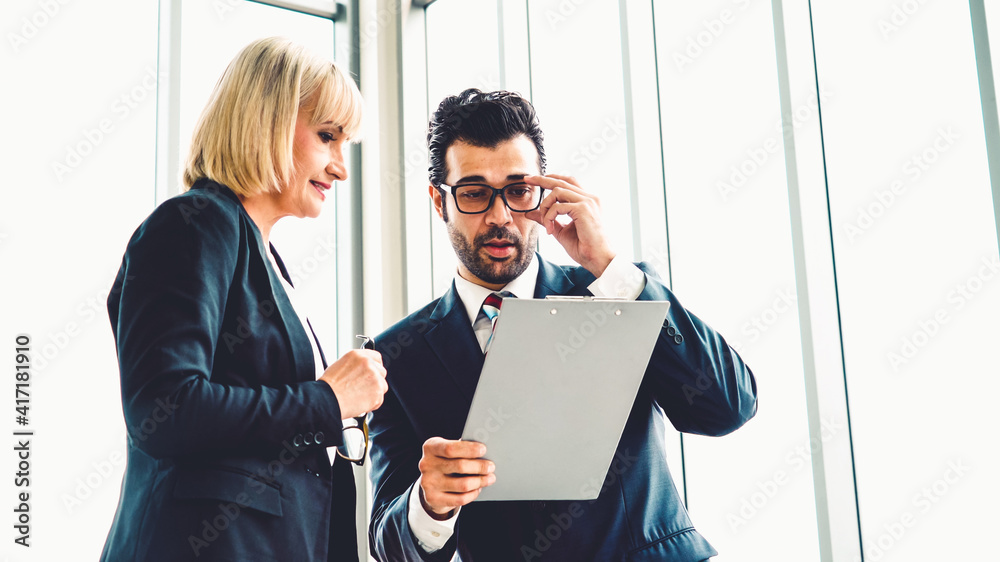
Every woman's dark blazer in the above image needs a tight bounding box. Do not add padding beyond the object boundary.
[100,179,358,561]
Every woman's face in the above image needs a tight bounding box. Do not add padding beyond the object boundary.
[280,109,349,219]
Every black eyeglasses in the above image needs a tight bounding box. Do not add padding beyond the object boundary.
[337,334,375,466]
[440,181,544,214]
[337,416,369,466]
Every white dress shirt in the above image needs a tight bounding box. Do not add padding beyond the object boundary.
[407,254,646,553]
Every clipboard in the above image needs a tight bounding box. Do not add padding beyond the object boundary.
[460,297,670,501]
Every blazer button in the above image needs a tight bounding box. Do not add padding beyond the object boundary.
[314,431,325,445]
[304,432,314,446]
[293,435,304,447]
[674,334,683,345]
[666,326,676,337]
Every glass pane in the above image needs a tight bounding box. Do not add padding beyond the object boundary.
[653,1,820,559]
[813,0,1000,559]
[527,0,633,265]
[426,0,502,109]
[425,0,502,297]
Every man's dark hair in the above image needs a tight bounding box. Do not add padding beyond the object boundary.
[427,89,546,197]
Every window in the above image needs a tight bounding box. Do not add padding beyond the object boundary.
[813,1,999,558]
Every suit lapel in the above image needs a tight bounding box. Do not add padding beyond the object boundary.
[268,242,329,371]
[424,283,485,402]
[306,319,328,369]
[249,229,316,383]
[424,256,582,403]
[266,243,318,381]
[195,180,317,383]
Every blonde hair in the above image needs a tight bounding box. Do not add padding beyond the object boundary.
[183,37,363,196]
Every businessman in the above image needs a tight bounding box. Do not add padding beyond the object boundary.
[368,89,758,561]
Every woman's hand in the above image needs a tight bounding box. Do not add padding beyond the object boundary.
[320,350,388,419]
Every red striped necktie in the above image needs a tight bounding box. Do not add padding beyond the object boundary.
[481,291,513,353]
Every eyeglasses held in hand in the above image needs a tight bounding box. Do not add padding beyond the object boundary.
[337,416,369,466]
[337,335,374,466]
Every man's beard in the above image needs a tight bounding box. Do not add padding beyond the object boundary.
[448,223,538,285]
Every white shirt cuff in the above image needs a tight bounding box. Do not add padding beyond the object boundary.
[407,477,459,553]
[588,255,646,300]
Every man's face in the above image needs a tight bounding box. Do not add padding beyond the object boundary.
[430,134,541,290]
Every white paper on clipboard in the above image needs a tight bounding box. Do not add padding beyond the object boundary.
[460,297,670,502]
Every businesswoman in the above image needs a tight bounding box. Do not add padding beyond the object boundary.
[100,37,386,561]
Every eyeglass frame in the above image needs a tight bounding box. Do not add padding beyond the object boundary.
[336,334,376,466]
[439,181,546,214]
[337,415,369,466]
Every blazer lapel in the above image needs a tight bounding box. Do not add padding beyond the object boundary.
[306,319,328,369]
[424,283,486,402]
[194,180,317,383]
[264,242,318,381]
[423,256,581,403]
[244,227,316,383]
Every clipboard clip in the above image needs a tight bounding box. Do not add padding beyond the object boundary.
[543,295,629,301]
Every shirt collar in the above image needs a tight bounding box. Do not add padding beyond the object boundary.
[453,254,539,326]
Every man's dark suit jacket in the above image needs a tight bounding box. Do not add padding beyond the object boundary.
[368,256,757,561]
[101,179,358,561]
